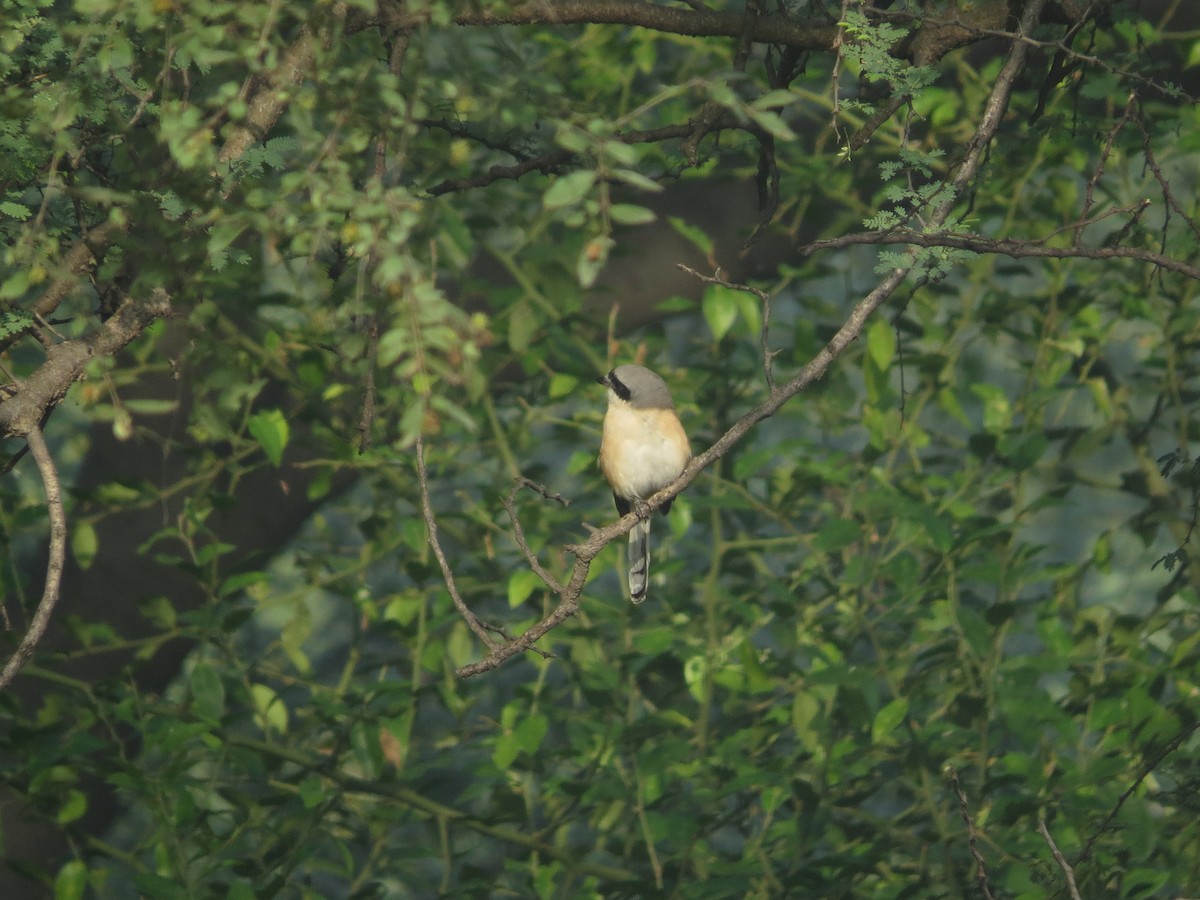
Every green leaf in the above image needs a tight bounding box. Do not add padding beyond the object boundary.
[56,789,87,825]
[814,518,860,552]
[507,569,543,608]
[507,301,538,353]
[543,170,596,209]
[609,203,656,226]
[872,697,908,744]
[250,683,288,735]
[190,663,225,721]
[299,776,326,809]
[866,318,896,370]
[970,383,1011,434]
[515,713,549,753]
[492,732,520,770]
[0,270,29,300]
[610,167,663,192]
[548,373,579,398]
[71,521,98,570]
[702,284,738,341]
[53,860,88,900]
[0,201,31,220]
[668,216,714,257]
[248,408,289,466]
[577,236,614,288]
[281,601,312,674]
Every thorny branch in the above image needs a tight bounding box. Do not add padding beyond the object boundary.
[450,0,1051,677]
[945,766,996,900]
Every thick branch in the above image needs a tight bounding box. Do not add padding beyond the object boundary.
[0,426,67,689]
[441,0,839,50]
[0,289,172,439]
[218,25,318,165]
[29,219,125,320]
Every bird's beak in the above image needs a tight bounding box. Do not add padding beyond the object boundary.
[596,374,609,387]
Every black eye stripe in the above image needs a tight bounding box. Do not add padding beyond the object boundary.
[608,371,631,401]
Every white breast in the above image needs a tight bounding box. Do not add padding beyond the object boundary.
[600,402,690,500]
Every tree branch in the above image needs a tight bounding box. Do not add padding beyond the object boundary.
[945,766,996,900]
[799,217,1200,282]
[0,288,172,439]
[418,0,839,51]
[0,425,67,689]
[416,435,499,653]
[454,0,1051,678]
[225,733,640,883]
[1037,818,1082,900]
[218,26,319,165]
[504,479,568,595]
[425,121,721,196]
[1075,719,1200,869]
[677,264,777,392]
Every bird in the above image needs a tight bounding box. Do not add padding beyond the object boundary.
[597,364,690,603]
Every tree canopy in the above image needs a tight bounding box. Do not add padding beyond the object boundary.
[2,0,1200,896]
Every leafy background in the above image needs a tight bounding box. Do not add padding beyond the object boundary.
[2,0,1200,897]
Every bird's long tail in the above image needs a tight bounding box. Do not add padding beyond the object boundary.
[628,518,651,603]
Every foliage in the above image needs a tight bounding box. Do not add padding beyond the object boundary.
[1,0,1200,897]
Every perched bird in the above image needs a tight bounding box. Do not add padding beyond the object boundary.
[597,364,691,602]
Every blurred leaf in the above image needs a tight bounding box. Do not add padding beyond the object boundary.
[71,521,98,570]
[53,860,87,900]
[190,664,225,722]
[247,408,289,467]
[543,170,596,209]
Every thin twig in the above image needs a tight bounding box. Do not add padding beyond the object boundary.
[0,426,68,689]
[515,476,571,508]
[1037,818,1082,900]
[1076,91,1138,246]
[504,480,567,595]
[1076,719,1200,868]
[416,435,498,651]
[633,756,664,889]
[677,264,777,392]
[945,766,996,900]
[799,212,1199,280]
